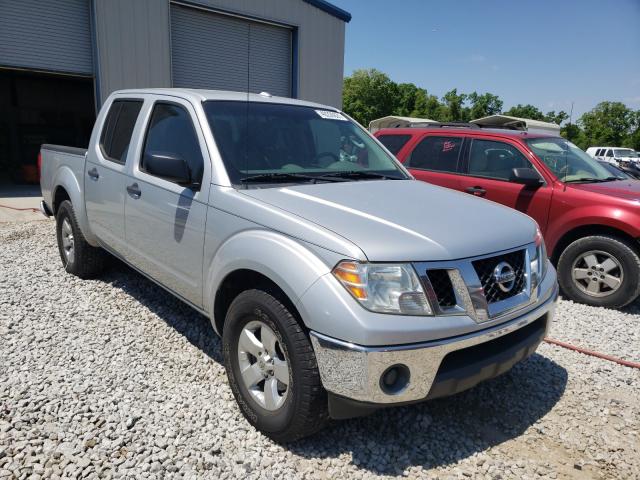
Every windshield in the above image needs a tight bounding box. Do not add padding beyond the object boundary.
[203,101,409,185]
[526,137,618,183]
[598,162,630,180]
[615,149,636,158]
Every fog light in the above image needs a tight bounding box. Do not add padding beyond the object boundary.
[379,364,410,394]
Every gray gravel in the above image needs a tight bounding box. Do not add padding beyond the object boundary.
[1,220,639,479]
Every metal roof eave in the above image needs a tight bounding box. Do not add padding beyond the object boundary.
[302,0,351,22]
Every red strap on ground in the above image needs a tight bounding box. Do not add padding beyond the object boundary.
[544,337,640,369]
[0,203,39,213]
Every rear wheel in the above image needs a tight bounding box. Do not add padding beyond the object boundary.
[222,289,328,442]
[557,235,640,308]
[55,200,106,279]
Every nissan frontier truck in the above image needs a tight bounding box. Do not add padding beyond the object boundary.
[39,89,558,442]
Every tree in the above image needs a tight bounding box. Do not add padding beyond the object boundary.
[544,110,569,125]
[395,83,420,117]
[560,123,588,149]
[342,69,399,126]
[411,89,446,120]
[579,101,635,147]
[503,104,546,121]
[442,89,469,122]
[467,92,503,119]
[622,110,640,151]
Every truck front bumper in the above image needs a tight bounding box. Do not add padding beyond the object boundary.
[310,282,558,415]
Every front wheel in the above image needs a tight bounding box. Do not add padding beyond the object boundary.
[222,289,328,442]
[557,235,640,308]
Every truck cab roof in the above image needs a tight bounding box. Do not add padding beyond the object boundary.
[112,88,337,111]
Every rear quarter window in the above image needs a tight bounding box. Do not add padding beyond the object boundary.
[376,134,412,155]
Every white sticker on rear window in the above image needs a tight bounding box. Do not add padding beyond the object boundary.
[315,110,348,121]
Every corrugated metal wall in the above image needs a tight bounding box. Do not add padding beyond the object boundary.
[186,0,345,107]
[171,5,250,91]
[92,0,172,104]
[248,22,292,97]
[170,4,291,97]
[3,0,345,107]
[0,0,93,75]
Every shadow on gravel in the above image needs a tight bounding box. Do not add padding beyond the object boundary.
[102,261,223,364]
[290,354,568,475]
[100,260,567,475]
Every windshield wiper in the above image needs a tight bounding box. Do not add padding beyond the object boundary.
[317,170,401,180]
[564,176,619,184]
[240,172,343,184]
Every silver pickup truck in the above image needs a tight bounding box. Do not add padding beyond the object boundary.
[40,88,558,442]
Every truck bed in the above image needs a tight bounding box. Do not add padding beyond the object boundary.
[40,144,87,213]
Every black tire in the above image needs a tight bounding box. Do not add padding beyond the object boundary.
[222,289,328,442]
[557,235,640,308]
[55,200,106,279]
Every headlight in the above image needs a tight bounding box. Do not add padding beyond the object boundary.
[530,227,548,290]
[332,261,432,315]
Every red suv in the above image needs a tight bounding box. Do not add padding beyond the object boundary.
[375,125,640,308]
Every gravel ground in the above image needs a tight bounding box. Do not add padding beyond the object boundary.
[1,220,639,479]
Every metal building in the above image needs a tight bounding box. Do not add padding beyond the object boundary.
[0,0,350,184]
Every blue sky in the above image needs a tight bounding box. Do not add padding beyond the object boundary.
[332,0,640,118]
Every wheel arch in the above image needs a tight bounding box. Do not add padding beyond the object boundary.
[551,224,640,264]
[52,185,71,215]
[206,230,338,336]
[213,269,304,336]
[51,166,99,245]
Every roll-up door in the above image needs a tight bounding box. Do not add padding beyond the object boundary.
[170,3,292,97]
[0,0,93,75]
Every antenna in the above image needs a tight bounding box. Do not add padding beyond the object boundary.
[567,101,574,141]
[562,101,574,187]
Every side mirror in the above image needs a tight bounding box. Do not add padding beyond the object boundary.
[144,152,193,186]
[510,167,543,187]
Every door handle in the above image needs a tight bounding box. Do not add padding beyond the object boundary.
[126,183,141,199]
[87,167,99,180]
[465,186,486,196]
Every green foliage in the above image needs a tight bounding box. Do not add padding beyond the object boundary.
[342,69,399,126]
[442,89,469,122]
[545,110,569,125]
[341,70,639,151]
[503,104,546,121]
[467,92,503,120]
[578,101,636,147]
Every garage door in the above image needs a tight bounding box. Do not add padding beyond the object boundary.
[170,4,292,97]
[0,0,92,75]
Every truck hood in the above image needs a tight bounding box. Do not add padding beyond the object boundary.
[569,179,640,201]
[241,180,536,261]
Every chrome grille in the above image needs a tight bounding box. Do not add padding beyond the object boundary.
[426,269,456,308]
[472,250,526,303]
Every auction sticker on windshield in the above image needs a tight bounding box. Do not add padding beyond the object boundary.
[315,110,348,121]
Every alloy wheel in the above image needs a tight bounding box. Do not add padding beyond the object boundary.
[237,320,290,411]
[61,218,75,263]
[571,250,623,297]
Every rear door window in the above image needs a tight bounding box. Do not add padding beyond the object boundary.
[377,134,412,155]
[100,100,143,164]
[406,136,463,172]
[467,139,532,181]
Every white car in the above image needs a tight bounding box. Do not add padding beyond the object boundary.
[586,146,639,164]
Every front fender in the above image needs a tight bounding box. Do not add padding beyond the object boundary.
[52,166,98,246]
[204,229,344,329]
[546,205,640,254]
